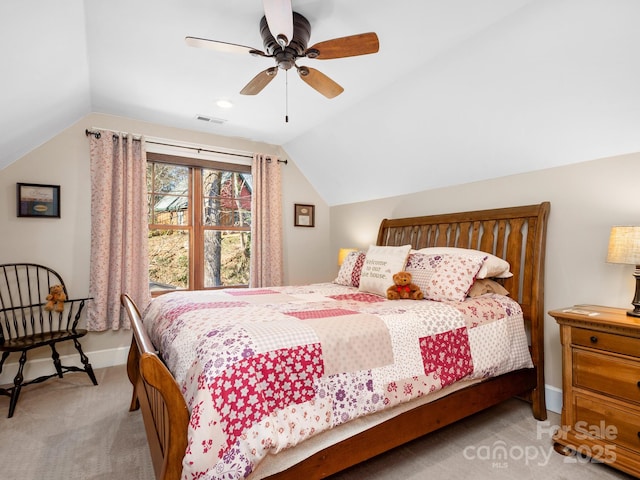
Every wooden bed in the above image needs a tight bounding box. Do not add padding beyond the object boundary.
[123,201,550,480]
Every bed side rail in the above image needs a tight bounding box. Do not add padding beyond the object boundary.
[121,294,189,480]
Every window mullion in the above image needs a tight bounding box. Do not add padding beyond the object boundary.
[192,168,203,290]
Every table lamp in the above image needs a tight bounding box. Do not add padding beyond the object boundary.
[607,226,640,317]
[338,248,357,266]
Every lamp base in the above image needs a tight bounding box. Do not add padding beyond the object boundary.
[628,266,640,318]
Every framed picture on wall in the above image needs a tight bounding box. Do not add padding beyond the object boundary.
[294,203,315,227]
[16,183,61,218]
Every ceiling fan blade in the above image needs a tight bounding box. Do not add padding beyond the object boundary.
[185,36,266,56]
[240,67,279,95]
[306,32,379,60]
[297,66,344,99]
[263,0,293,47]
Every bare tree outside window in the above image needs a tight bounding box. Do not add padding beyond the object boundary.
[147,159,251,292]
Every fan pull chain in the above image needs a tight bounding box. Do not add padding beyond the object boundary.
[285,70,289,123]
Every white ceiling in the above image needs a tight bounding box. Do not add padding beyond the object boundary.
[3,0,640,205]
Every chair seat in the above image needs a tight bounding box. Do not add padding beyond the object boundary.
[0,329,88,352]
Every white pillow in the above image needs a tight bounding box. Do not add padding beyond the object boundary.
[414,247,512,279]
[358,244,412,297]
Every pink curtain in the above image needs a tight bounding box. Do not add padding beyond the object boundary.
[87,130,150,330]
[250,154,283,287]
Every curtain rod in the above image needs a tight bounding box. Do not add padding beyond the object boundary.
[85,128,142,141]
[85,128,288,164]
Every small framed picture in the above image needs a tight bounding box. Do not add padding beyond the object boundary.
[17,183,60,218]
[294,203,315,227]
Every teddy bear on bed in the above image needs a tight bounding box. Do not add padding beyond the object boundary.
[386,271,424,300]
[44,284,66,313]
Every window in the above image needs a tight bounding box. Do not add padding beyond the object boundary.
[146,153,252,292]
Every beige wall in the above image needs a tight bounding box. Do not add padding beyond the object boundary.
[330,152,640,397]
[3,112,638,408]
[0,112,330,383]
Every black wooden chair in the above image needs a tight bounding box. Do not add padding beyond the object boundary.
[0,263,98,417]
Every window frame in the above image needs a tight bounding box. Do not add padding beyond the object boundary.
[147,152,252,294]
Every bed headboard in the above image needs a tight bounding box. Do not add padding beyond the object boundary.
[376,202,550,320]
[376,202,550,410]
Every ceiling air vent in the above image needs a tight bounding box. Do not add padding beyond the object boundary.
[195,115,226,125]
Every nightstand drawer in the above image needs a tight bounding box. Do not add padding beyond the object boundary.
[573,327,640,358]
[574,349,640,404]
[575,395,640,454]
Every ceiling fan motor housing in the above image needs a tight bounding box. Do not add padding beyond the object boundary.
[260,12,311,71]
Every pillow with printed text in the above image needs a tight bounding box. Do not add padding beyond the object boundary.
[358,244,412,297]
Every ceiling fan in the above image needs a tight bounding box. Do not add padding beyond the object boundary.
[185,0,379,99]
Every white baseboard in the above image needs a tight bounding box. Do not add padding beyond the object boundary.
[0,346,129,385]
[545,383,562,414]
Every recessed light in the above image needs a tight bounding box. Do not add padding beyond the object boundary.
[216,99,233,109]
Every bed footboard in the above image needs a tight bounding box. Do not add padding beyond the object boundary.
[122,294,188,480]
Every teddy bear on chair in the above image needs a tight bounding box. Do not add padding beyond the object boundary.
[45,284,67,313]
[386,271,424,300]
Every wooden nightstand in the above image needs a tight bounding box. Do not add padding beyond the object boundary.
[549,305,640,476]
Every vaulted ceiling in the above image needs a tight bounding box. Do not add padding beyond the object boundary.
[3,0,640,205]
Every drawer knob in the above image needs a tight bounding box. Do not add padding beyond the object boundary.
[637,381,640,388]
[590,336,598,343]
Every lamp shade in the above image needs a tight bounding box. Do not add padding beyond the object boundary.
[338,248,357,266]
[607,226,640,265]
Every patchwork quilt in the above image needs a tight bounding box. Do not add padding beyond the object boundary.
[142,283,533,480]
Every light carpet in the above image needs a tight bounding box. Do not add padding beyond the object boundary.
[0,365,634,480]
